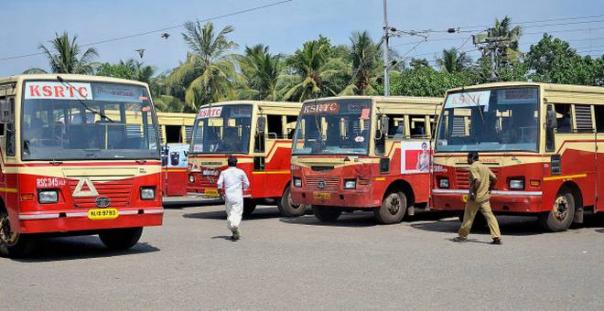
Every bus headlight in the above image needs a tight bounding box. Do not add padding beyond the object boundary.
[439,178,449,189]
[140,187,156,200]
[344,179,356,189]
[188,174,195,183]
[293,177,302,188]
[508,178,525,190]
[38,190,58,203]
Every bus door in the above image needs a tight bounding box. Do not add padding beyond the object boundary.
[0,96,14,189]
[252,115,267,197]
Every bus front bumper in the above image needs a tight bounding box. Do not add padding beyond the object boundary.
[17,207,164,234]
[431,189,544,213]
[291,188,380,209]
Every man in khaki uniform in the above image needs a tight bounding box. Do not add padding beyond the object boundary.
[454,152,502,244]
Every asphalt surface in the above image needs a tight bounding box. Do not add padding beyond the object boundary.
[2,203,604,311]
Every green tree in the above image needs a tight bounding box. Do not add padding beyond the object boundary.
[340,31,381,95]
[409,58,430,70]
[384,66,474,97]
[22,68,48,74]
[437,48,471,73]
[282,36,348,101]
[168,21,239,111]
[96,59,155,84]
[524,34,603,85]
[239,44,282,100]
[39,32,98,74]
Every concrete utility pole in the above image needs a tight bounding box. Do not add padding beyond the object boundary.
[382,0,390,96]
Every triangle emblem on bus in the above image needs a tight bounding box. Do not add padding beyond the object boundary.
[72,177,99,197]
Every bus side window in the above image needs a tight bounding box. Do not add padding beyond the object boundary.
[595,106,604,133]
[286,115,297,139]
[267,115,283,139]
[554,104,572,133]
[0,97,15,156]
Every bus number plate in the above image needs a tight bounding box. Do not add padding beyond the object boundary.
[88,208,119,220]
[204,188,220,198]
[313,192,331,200]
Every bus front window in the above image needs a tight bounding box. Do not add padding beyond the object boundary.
[190,105,252,154]
[292,99,372,155]
[436,87,540,153]
[21,81,159,160]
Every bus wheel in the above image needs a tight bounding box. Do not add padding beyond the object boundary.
[278,187,305,217]
[0,209,33,258]
[243,199,257,218]
[374,191,407,224]
[539,190,575,232]
[312,206,341,222]
[99,227,143,251]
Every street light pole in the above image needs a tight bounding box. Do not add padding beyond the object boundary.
[382,0,390,96]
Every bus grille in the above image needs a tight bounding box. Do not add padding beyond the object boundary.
[455,167,500,189]
[68,180,133,208]
[305,176,339,191]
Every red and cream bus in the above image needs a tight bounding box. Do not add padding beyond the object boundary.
[157,112,195,197]
[432,82,604,231]
[290,96,441,224]
[187,101,304,217]
[0,74,163,257]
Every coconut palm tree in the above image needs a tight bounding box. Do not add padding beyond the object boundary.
[240,44,282,100]
[437,48,472,73]
[283,37,347,101]
[39,32,98,74]
[22,68,48,74]
[340,31,381,95]
[168,21,239,111]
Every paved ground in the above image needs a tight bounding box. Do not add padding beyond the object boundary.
[2,203,604,311]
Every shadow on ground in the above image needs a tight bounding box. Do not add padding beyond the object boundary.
[413,214,604,236]
[12,236,159,263]
[163,198,221,209]
[183,206,282,221]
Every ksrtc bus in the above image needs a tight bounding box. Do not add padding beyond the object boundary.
[187,101,304,216]
[432,82,604,231]
[157,112,195,197]
[290,96,441,224]
[0,74,163,257]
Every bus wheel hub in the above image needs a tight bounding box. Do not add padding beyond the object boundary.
[553,196,568,221]
[0,215,17,245]
[388,196,400,214]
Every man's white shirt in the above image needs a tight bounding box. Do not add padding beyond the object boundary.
[217,167,250,203]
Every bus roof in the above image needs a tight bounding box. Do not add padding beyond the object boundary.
[446,81,604,95]
[199,100,302,109]
[0,74,149,87]
[302,95,441,105]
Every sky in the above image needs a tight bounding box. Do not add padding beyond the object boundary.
[1,0,604,76]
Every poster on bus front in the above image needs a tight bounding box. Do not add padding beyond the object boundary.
[400,140,431,174]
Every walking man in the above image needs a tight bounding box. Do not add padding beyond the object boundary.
[454,151,502,245]
[217,156,250,241]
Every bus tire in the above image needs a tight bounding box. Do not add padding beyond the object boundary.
[375,191,407,224]
[99,227,143,251]
[312,206,341,222]
[277,187,305,217]
[0,209,34,258]
[243,199,257,218]
[539,189,575,232]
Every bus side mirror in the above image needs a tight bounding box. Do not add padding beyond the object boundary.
[0,99,10,123]
[256,116,266,135]
[380,115,390,135]
[546,105,557,130]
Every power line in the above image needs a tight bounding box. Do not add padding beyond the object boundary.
[458,14,604,32]
[0,0,293,62]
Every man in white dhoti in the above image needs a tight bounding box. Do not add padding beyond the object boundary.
[217,156,250,241]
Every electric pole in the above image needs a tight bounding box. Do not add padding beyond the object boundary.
[382,0,390,96]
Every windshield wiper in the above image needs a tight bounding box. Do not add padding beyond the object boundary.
[56,75,114,123]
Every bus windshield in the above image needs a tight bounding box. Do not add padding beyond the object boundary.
[190,105,252,154]
[436,87,540,153]
[21,81,159,161]
[292,99,372,155]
